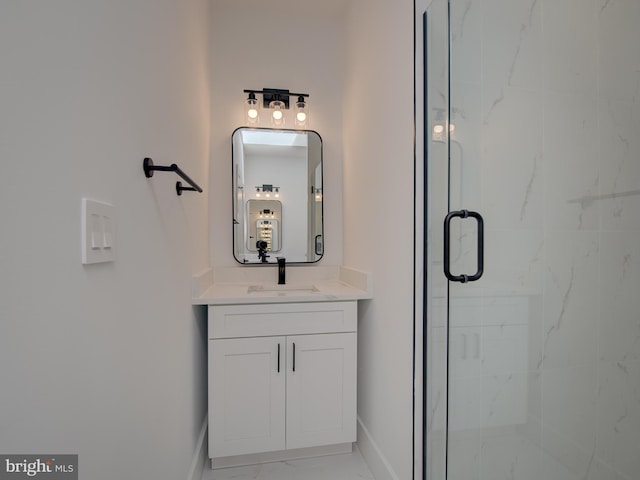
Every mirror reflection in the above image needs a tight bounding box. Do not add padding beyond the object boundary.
[247,199,282,253]
[232,128,323,264]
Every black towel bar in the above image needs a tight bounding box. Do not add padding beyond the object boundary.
[143,157,203,196]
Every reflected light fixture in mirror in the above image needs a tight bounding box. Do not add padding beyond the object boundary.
[432,108,445,142]
[259,209,276,219]
[432,107,456,142]
[243,88,309,128]
[255,184,280,198]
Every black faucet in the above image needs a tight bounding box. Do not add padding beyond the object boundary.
[277,257,286,285]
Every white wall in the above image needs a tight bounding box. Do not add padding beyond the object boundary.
[209,0,345,268]
[0,1,210,479]
[343,1,415,479]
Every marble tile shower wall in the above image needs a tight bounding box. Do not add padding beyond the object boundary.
[446,0,640,479]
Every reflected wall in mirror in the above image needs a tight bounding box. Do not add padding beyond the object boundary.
[233,128,323,264]
[247,199,282,252]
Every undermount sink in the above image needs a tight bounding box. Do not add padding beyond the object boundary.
[247,284,320,296]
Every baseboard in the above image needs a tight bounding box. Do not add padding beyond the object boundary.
[357,417,400,480]
[187,415,208,480]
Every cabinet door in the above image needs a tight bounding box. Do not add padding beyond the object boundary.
[286,333,357,449]
[209,336,286,458]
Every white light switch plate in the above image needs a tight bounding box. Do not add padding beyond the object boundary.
[82,198,116,264]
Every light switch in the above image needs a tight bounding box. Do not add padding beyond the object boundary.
[82,198,116,264]
[102,216,113,249]
[91,214,102,249]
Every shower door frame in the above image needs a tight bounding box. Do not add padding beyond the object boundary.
[414,1,451,480]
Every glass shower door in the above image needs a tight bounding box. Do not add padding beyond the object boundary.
[423,0,640,479]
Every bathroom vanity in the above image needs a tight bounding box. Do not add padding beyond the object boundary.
[192,125,372,468]
[208,301,356,464]
[193,266,372,468]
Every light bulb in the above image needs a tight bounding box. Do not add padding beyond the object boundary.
[295,96,308,127]
[269,99,285,126]
[433,124,444,134]
[245,92,259,124]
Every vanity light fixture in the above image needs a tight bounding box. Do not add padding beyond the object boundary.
[243,88,310,128]
[255,184,280,198]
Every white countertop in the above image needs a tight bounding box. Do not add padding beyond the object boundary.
[192,266,373,305]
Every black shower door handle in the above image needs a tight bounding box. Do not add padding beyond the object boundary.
[444,210,484,283]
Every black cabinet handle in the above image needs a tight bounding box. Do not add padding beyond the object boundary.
[444,210,484,283]
[292,342,296,372]
[277,343,281,373]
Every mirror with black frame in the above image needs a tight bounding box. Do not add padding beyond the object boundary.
[232,128,323,264]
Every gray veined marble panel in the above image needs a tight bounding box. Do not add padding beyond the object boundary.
[450,0,482,85]
[599,231,640,364]
[448,429,481,480]
[479,427,542,480]
[481,372,530,429]
[542,0,598,95]
[540,232,600,371]
[541,365,599,476]
[595,360,640,480]
[482,0,542,89]
[482,227,544,293]
[598,98,640,231]
[598,0,640,102]
[543,91,600,231]
[450,82,483,211]
[481,86,544,230]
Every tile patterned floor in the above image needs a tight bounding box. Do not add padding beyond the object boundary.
[200,445,375,480]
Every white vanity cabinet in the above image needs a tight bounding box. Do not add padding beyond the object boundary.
[207,301,357,465]
[209,335,286,457]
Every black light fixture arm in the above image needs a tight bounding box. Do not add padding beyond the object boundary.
[143,157,203,196]
[243,88,309,109]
